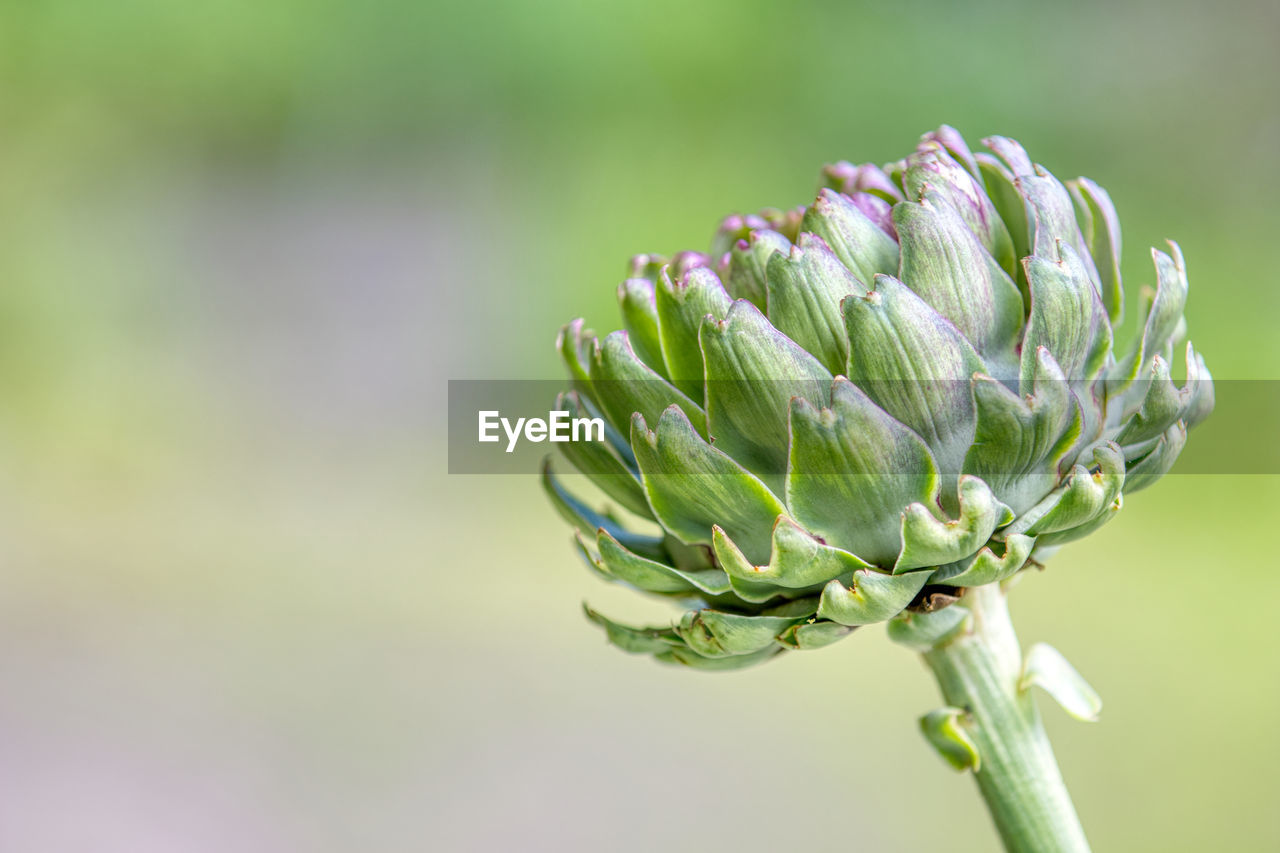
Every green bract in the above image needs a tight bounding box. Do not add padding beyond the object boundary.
[546,127,1213,670]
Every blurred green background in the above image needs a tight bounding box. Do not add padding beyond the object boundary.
[1,1,1277,850]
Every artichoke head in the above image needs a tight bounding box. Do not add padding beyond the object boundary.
[545,127,1213,670]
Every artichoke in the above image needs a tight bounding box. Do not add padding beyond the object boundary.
[544,127,1213,671]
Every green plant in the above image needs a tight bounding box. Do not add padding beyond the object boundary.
[542,127,1212,851]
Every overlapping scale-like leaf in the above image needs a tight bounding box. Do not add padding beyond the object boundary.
[655,265,732,399]
[922,125,983,183]
[894,189,1023,377]
[1020,244,1112,387]
[930,533,1035,588]
[701,300,833,491]
[801,188,900,287]
[631,405,787,564]
[1110,242,1190,390]
[1114,355,1190,454]
[557,319,596,399]
[617,278,667,376]
[711,516,872,591]
[1034,494,1122,549]
[903,142,1016,276]
[675,598,817,658]
[895,476,1012,573]
[583,605,682,655]
[541,458,667,561]
[854,192,898,238]
[1068,177,1124,322]
[1004,443,1124,538]
[776,621,856,651]
[817,570,932,626]
[1016,166,1102,296]
[585,528,732,598]
[820,161,904,203]
[711,212,776,261]
[786,377,940,567]
[982,135,1034,179]
[585,598,846,668]
[657,645,784,670]
[752,206,805,243]
[1122,422,1187,494]
[1181,343,1215,430]
[977,136,1036,296]
[626,253,666,282]
[887,605,971,652]
[554,391,650,519]
[591,330,707,437]
[963,347,1082,515]
[671,251,713,277]
[764,233,860,375]
[843,274,987,481]
[721,229,790,310]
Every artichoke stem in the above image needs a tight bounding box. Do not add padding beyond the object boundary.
[923,584,1091,852]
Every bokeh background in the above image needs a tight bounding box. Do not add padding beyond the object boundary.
[1,1,1277,850]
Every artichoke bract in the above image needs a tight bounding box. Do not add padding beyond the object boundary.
[545,127,1213,671]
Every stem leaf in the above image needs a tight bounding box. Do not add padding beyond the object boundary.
[1019,643,1103,722]
[920,707,982,772]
